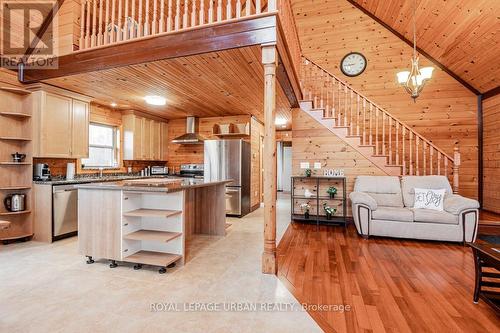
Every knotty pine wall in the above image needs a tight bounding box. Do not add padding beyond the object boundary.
[291,0,478,199]
[292,108,386,216]
[483,95,500,213]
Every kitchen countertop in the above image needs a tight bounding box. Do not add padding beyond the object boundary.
[76,178,232,192]
[33,175,171,186]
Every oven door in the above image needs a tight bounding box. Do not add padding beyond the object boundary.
[225,187,241,216]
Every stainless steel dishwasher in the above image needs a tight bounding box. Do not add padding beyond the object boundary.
[52,184,78,241]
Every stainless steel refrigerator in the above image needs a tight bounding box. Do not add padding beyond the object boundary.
[204,139,251,217]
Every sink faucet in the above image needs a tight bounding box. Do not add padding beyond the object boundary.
[99,167,104,178]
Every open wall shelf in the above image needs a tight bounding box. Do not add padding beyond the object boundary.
[0,87,33,242]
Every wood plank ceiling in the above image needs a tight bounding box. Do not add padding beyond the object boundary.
[44,45,292,128]
[352,0,500,93]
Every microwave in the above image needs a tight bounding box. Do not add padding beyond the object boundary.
[150,166,168,175]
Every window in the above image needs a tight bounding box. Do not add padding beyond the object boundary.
[81,123,120,168]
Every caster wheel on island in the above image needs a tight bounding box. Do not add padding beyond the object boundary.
[158,267,167,274]
[109,260,118,268]
[133,264,142,270]
[86,256,95,264]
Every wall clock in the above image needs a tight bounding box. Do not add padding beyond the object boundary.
[340,52,367,77]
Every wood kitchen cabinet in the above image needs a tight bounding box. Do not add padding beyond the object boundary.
[123,113,167,161]
[32,88,90,158]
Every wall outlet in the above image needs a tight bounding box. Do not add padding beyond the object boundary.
[300,162,310,169]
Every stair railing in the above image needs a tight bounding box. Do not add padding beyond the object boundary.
[300,56,461,193]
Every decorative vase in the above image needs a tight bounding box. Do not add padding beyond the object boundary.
[329,193,335,199]
[326,212,332,220]
[304,212,310,219]
[304,189,313,198]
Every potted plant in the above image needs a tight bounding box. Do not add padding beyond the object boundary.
[326,186,338,199]
[323,203,337,220]
[300,203,311,219]
[305,168,312,177]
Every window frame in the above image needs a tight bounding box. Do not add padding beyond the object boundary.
[81,122,121,169]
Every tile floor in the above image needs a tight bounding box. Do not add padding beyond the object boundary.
[0,194,321,333]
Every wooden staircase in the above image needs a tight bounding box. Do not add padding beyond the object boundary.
[299,57,462,192]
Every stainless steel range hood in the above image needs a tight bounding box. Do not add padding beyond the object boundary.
[171,116,206,144]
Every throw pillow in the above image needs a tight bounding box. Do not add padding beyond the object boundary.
[413,188,446,211]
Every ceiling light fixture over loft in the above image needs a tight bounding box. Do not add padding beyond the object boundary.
[275,117,287,128]
[110,102,117,107]
[396,0,434,102]
[144,95,167,106]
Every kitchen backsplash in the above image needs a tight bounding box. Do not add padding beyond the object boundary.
[33,158,168,177]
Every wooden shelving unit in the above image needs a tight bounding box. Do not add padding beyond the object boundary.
[0,210,32,216]
[212,122,250,138]
[0,87,31,95]
[0,86,33,242]
[121,191,184,273]
[0,136,32,141]
[0,162,31,165]
[123,208,182,218]
[0,186,31,190]
[124,251,182,267]
[123,230,182,242]
[291,176,347,226]
[0,112,32,118]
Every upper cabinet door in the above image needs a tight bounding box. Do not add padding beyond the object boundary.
[133,116,143,160]
[160,122,168,161]
[71,99,90,158]
[151,121,161,160]
[142,118,152,160]
[41,93,72,157]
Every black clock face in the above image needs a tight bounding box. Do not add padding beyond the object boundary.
[341,52,367,77]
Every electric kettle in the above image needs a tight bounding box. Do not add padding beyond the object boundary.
[4,194,26,212]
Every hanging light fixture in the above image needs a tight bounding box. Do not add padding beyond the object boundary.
[397,0,434,102]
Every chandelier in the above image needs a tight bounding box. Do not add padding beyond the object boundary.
[397,0,434,102]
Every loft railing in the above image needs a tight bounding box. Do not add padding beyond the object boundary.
[78,0,273,50]
[300,56,461,193]
[276,0,301,80]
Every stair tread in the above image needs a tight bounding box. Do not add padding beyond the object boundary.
[373,154,389,157]
[334,126,350,129]
[359,144,375,147]
[346,135,362,138]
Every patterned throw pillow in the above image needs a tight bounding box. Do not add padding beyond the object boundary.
[413,188,446,211]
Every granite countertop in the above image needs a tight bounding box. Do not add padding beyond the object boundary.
[33,175,169,186]
[75,178,232,192]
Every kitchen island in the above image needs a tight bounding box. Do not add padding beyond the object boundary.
[77,177,231,273]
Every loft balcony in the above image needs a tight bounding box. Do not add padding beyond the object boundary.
[19,0,302,111]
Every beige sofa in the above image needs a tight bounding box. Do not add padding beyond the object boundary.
[349,176,479,243]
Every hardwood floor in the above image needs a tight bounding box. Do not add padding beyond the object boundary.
[277,223,500,333]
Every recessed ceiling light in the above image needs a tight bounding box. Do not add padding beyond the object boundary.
[144,95,167,106]
[275,118,287,126]
[110,102,117,107]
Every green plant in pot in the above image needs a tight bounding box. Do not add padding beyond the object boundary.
[300,203,311,219]
[323,203,337,220]
[305,168,312,177]
[326,186,337,199]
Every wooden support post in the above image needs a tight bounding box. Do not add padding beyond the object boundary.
[261,44,277,275]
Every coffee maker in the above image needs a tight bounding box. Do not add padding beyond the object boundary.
[33,163,51,181]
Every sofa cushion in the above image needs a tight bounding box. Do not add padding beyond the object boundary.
[372,206,413,222]
[401,176,452,208]
[412,208,458,225]
[354,176,403,207]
